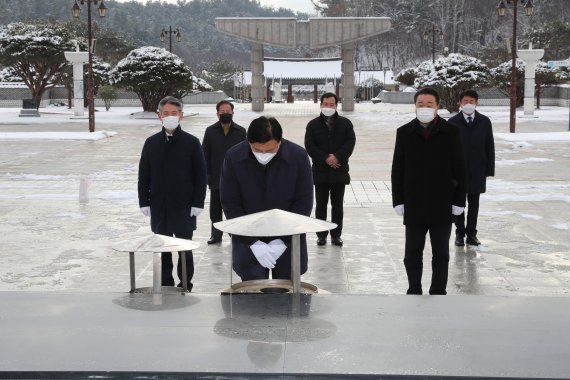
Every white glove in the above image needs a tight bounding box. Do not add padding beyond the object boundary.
[190,207,203,217]
[394,204,404,216]
[140,206,150,217]
[250,240,276,269]
[267,239,287,261]
[452,205,465,216]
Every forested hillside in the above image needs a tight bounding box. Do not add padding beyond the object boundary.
[1,0,568,72]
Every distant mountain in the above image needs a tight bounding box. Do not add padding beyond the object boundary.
[0,0,313,69]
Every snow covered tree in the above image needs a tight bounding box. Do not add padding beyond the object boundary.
[415,53,489,112]
[0,66,21,82]
[535,62,568,109]
[200,59,238,94]
[395,67,417,86]
[522,21,570,61]
[0,22,77,107]
[83,57,111,106]
[489,59,525,107]
[111,46,194,112]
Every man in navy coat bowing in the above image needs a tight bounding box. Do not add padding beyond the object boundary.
[220,116,314,281]
[138,96,207,291]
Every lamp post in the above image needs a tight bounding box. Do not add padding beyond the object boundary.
[497,0,533,133]
[423,24,444,63]
[72,0,107,133]
[160,26,182,53]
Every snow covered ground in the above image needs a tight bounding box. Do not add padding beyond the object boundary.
[0,102,568,295]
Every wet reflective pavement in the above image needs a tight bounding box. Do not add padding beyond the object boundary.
[0,103,569,377]
[1,292,569,378]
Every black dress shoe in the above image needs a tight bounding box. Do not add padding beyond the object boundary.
[316,237,326,246]
[331,237,343,246]
[455,235,465,246]
[207,237,222,245]
[466,236,481,246]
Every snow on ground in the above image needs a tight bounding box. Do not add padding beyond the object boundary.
[495,132,570,142]
[484,179,570,202]
[0,131,116,140]
[496,157,554,166]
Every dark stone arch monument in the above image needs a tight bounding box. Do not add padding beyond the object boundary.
[215,17,391,112]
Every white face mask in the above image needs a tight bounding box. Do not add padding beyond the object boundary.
[416,107,436,124]
[321,107,336,117]
[162,116,179,131]
[252,151,277,165]
[461,104,476,115]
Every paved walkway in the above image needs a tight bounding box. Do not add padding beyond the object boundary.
[0,102,568,296]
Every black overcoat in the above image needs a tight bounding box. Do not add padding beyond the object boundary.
[138,126,207,234]
[219,139,314,277]
[448,111,495,194]
[304,113,356,185]
[391,117,466,226]
[202,121,246,190]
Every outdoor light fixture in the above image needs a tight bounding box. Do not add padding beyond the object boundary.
[71,0,108,133]
[160,26,182,53]
[423,24,444,63]
[496,0,533,133]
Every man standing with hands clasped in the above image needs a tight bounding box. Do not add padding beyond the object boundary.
[391,88,466,295]
[305,92,356,247]
[448,90,495,247]
[138,96,207,291]
[202,100,246,245]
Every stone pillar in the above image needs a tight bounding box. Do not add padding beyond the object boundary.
[518,43,544,116]
[64,51,89,117]
[341,43,355,111]
[313,83,318,103]
[251,43,264,112]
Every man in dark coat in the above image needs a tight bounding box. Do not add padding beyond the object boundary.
[448,90,495,247]
[220,116,314,281]
[305,92,356,247]
[391,88,466,295]
[202,100,246,245]
[138,96,207,291]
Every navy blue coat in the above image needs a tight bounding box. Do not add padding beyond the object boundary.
[448,111,495,194]
[138,126,207,234]
[219,139,314,279]
[391,117,466,226]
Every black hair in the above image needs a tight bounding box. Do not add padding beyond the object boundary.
[247,116,283,143]
[414,87,440,105]
[216,100,234,112]
[320,92,338,104]
[459,89,479,101]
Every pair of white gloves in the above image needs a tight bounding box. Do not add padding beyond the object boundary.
[393,204,464,216]
[140,207,203,217]
[250,239,287,269]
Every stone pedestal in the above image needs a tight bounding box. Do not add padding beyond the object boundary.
[251,43,265,112]
[517,44,544,117]
[64,51,89,117]
[341,43,355,112]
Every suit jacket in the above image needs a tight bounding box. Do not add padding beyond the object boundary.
[220,139,314,277]
[138,126,207,234]
[448,110,495,194]
[304,113,356,185]
[202,121,246,190]
[391,116,466,225]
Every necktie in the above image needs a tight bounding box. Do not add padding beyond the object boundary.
[467,116,473,126]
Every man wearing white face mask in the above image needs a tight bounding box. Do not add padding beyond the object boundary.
[391,87,466,295]
[449,90,495,247]
[305,92,356,247]
[220,116,314,281]
[138,96,207,291]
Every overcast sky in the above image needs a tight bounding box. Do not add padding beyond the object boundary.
[113,0,320,15]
